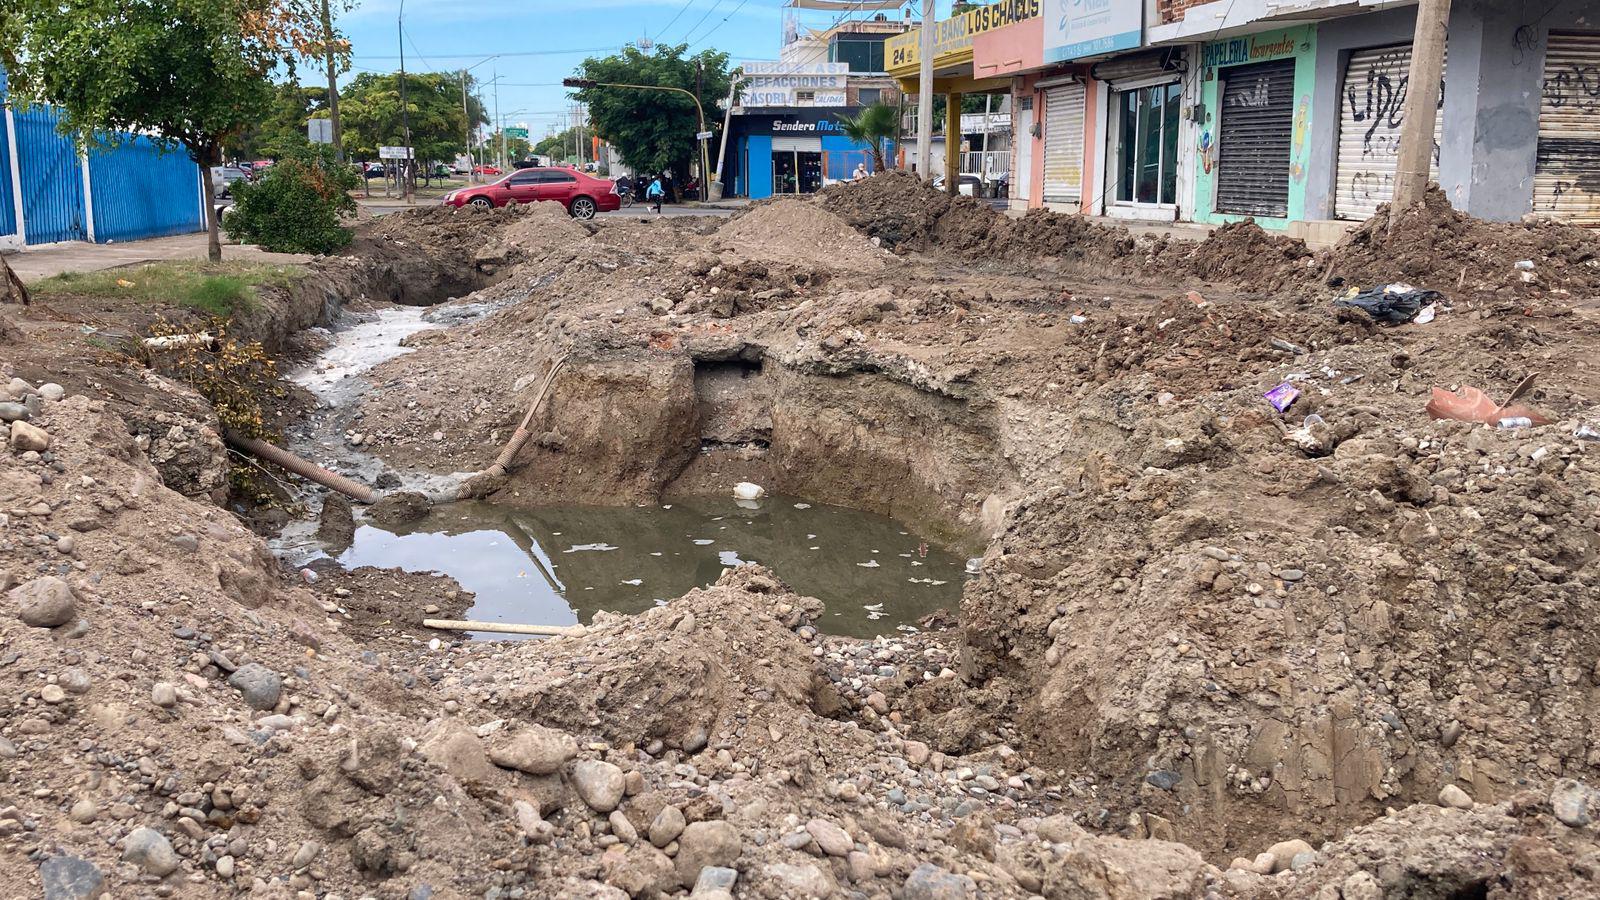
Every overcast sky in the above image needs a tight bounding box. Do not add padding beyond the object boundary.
[334,0,943,139]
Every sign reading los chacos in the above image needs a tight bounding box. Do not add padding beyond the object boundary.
[1043,0,1143,63]
[739,60,850,107]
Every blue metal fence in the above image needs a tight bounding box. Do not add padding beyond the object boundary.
[1,69,202,247]
[13,103,87,245]
[88,135,201,243]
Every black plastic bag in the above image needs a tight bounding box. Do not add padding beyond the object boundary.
[1333,285,1443,324]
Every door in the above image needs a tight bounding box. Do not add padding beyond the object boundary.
[1336,44,1446,220]
[1114,82,1181,207]
[797,152,823,193]
[772,152,797,194]
[1014,98,1034,203]
[1215,59,1296,218]
[502,169,542,203]
[1042,83,1085,205]
[1533,31,1600,224]
[536,170,579,203]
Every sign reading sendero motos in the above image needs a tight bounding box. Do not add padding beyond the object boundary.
[887,0,1041,72]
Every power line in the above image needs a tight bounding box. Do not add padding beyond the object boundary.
[687,0,753,47]
[353,46,615,61]
[655,0,699,40]
[678,0,728,44]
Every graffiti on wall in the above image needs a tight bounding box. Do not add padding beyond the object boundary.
[1291,95,1309,181]
[1543,60,1600,113]
[1339,47,1444,214]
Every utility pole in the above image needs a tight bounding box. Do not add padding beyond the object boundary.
[1392,0,1450,209]
[915,0,935,181]
[398,0,413,202]
[462,70,473,182]
[695,60,705,188]
[495,66,505,171]
[320,0,342,161]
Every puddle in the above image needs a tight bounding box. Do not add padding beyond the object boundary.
[331,495,968,638]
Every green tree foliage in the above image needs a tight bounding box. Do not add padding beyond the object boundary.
[0,0,338,260]
[534,127,580,163]
[340,71,486,169]
[230,81,332,160]
[840,103,898,172]
[572,43,729,179]
[224,145,357,254]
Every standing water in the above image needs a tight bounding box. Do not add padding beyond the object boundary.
[334,496,968,638]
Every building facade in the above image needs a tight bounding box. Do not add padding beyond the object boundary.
[727,17,908,199]
[928,0,1600,233]
[1,72,206,250]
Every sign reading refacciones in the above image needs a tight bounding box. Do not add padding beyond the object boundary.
[1042,0,1142,64]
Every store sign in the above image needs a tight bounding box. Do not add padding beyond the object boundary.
[742,60,849,75]
[747,73,847,90]
[1042,0,1142,64]
[887,0,1041,72]
[378,145,413,159]
[1201,31,1302,69]
[772,119,846,132]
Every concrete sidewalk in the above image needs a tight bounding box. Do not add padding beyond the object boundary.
[4,233,309,282]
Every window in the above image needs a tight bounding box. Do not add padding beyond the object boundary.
[1115,82,1181,205]
[508,170,540,185]
[829,34,887,72]
[798,90,816,104]
[542,171,577,183]
[857,88,882,106]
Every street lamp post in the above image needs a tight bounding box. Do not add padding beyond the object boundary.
[398,0,413,203]
[563,78,709,202]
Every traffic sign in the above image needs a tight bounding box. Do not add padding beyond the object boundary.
[505,126,529,140]
[696,130,714,140]
[378,146,413,159]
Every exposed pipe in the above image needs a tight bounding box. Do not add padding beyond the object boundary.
[485,354,568,477]
[423,618,586,637]
[223,430,378,504]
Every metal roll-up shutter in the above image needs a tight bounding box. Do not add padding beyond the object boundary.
[1335,44,1446,220]
[772,136,822,153]
[1215,59,1296,218]
[1534,32,1600,224]
[1042,82,1085,204]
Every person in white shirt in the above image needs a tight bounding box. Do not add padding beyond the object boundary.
[852,162,869,180]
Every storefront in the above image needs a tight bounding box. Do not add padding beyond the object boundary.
[726,108,885,199]
[1534,31,1600,224]
[1095,50,1193,220]
[1191,26,1316,228]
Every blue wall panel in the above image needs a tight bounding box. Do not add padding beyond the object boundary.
[0,73,15,241]
[13,103,87,245]
[746,136,773,200]
[88,136,201,242]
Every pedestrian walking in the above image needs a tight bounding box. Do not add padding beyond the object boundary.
[646,174,665,214]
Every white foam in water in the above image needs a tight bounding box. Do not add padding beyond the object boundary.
[857,560,880,568]
[564,543,619,553]
[620,579,643,586]
[692,539,714,545]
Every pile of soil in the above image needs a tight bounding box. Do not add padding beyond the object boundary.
[714,198,892,270]
[1324,186,1600,295]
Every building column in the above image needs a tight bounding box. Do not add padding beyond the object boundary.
[944,91,961,195]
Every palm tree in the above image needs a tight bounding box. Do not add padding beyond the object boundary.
[840,103,898,173]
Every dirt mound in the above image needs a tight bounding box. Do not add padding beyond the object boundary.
[500,199,595,257]
[818,170,976,251]
[1183,218,1315,287]
[714,197,891,270]
[1326,186,1600,295]
[344,205,527,304]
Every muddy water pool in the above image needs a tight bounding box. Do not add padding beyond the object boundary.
[334,495,969,638]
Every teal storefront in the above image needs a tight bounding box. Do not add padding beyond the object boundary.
[1193,25,1317,229]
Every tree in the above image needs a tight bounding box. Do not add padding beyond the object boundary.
[571,43,730,181]
[230,81,330,160]
[1,0,336,261]
[534,127,581,163]
[840,103,897,172]
[341,71,485,181]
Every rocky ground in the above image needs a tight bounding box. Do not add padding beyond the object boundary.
[3,178,1600,898]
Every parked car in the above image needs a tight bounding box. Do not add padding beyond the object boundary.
[473,164,502,176]
[361,162,386,179]
[441,167,621,219]
[209,165,249,198]
[932,173,985,197]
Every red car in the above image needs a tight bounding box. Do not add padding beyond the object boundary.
[473,164,502,176]
[442,167,621,219]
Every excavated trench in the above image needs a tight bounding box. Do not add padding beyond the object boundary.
[273,271,999,639]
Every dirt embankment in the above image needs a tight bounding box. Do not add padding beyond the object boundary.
[5,180,1600,898]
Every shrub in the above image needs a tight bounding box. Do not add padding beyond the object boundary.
[224,148,358,254]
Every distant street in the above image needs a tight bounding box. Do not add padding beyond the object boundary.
[357,199,736,219]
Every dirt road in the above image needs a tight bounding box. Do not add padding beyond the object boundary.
[2,175,1598,898]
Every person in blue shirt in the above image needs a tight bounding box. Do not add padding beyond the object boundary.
[646,174,665,214]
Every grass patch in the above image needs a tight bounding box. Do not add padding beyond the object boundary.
[31,261,305,317]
